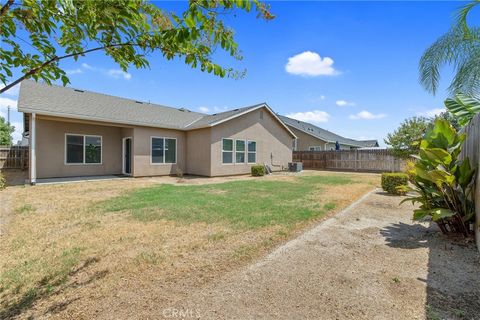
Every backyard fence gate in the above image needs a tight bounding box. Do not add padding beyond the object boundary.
[293,149,404,173]
[0,146,28,169]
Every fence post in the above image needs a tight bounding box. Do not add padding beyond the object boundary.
[355,149,358,171]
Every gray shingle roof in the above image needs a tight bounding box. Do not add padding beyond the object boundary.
[17,80,271,131]
[278,115,378,148]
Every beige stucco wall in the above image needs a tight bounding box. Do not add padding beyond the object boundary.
[186,128,212,176]
[29,108,294,179]
[210,108,294,176]
[132,126,186,177]
[34,116,123,178]
[290,127,328,151]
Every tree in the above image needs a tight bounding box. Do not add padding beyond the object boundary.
[384,117,430,158]
[419,1,480,96]
[0,0,274,94]
[0,116,15,145]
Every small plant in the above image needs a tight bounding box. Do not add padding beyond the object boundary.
[176,168,184,179]
[15,203,35,215]
[251,164,265,177]
[381,173,409,195]
[392,277,401,283]
[0,171,6,190]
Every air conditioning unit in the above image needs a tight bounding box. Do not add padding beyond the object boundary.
[288,162,303,172]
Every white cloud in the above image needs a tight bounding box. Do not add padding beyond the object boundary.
[336,100,356,107]
[198,106,210,113]
[0,83,20,96]
[349,110,386,120]
[81,63,95,70]
[286,110,330,123]
[66,68,83,75]
[417,108,445,117]
[285,51,339,77]
[0,97,18,110]
[107,69,132,80]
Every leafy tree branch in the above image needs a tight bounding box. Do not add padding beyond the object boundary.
[0,0,274,94]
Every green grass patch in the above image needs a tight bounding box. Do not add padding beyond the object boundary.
[101,175,353,229]
[15,203,35,215]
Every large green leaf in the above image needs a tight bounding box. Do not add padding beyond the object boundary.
[456,158,476,188]
[421,119,457,150]
[419,148,452,166]
[431,208,456,221]
[445,93,480,126]
[413,209,431,221]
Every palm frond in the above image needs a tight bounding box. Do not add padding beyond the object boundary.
[454,0,480,34]
[448,53,480,96]
[419,27,480,95]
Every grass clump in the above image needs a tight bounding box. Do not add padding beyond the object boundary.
[135,251,164,265]
[15,203,35,215]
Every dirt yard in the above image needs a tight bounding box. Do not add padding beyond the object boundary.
[176,191,480,320]
[0,171,378,319]
[1,171,478,319]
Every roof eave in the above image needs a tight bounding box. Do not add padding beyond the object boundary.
[18,107,188,131]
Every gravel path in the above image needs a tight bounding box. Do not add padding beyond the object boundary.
[174,189,480,320]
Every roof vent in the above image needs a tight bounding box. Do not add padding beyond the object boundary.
[212,113,217,116]
[233,108,239,111]
[135,101,143,104]
[74,89,84,93]
[179,108,187,112]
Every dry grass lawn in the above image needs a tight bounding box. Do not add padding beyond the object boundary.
[0,170,379,319]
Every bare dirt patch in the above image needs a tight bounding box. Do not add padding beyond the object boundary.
[0,171,379,319]
[176,191,480,320]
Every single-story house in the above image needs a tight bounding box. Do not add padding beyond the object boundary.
[278,115,379,151]
[18,80,296,183]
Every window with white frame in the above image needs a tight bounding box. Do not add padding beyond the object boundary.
[66,134,102,164]
[235,140,246,163]
[222,138,233,164]
[151,137,176,164]
[309,146,322,151]
[247,140,256,163]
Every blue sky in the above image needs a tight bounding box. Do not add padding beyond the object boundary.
[0,1,468,145]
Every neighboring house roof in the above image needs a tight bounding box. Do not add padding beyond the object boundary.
[17,80,296,137]
[278,115,379,148]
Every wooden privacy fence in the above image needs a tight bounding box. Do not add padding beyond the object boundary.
[0,146,28,169]
[293,149,404,173]
[459,113,480,250]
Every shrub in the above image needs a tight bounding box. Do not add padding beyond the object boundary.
[402,119,476,236]
[381,173,408,195]
[0,172,5,190]
[251,165,265,177]
[404,159,416,183]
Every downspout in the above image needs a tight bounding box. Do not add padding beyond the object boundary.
[30,113,36,185]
